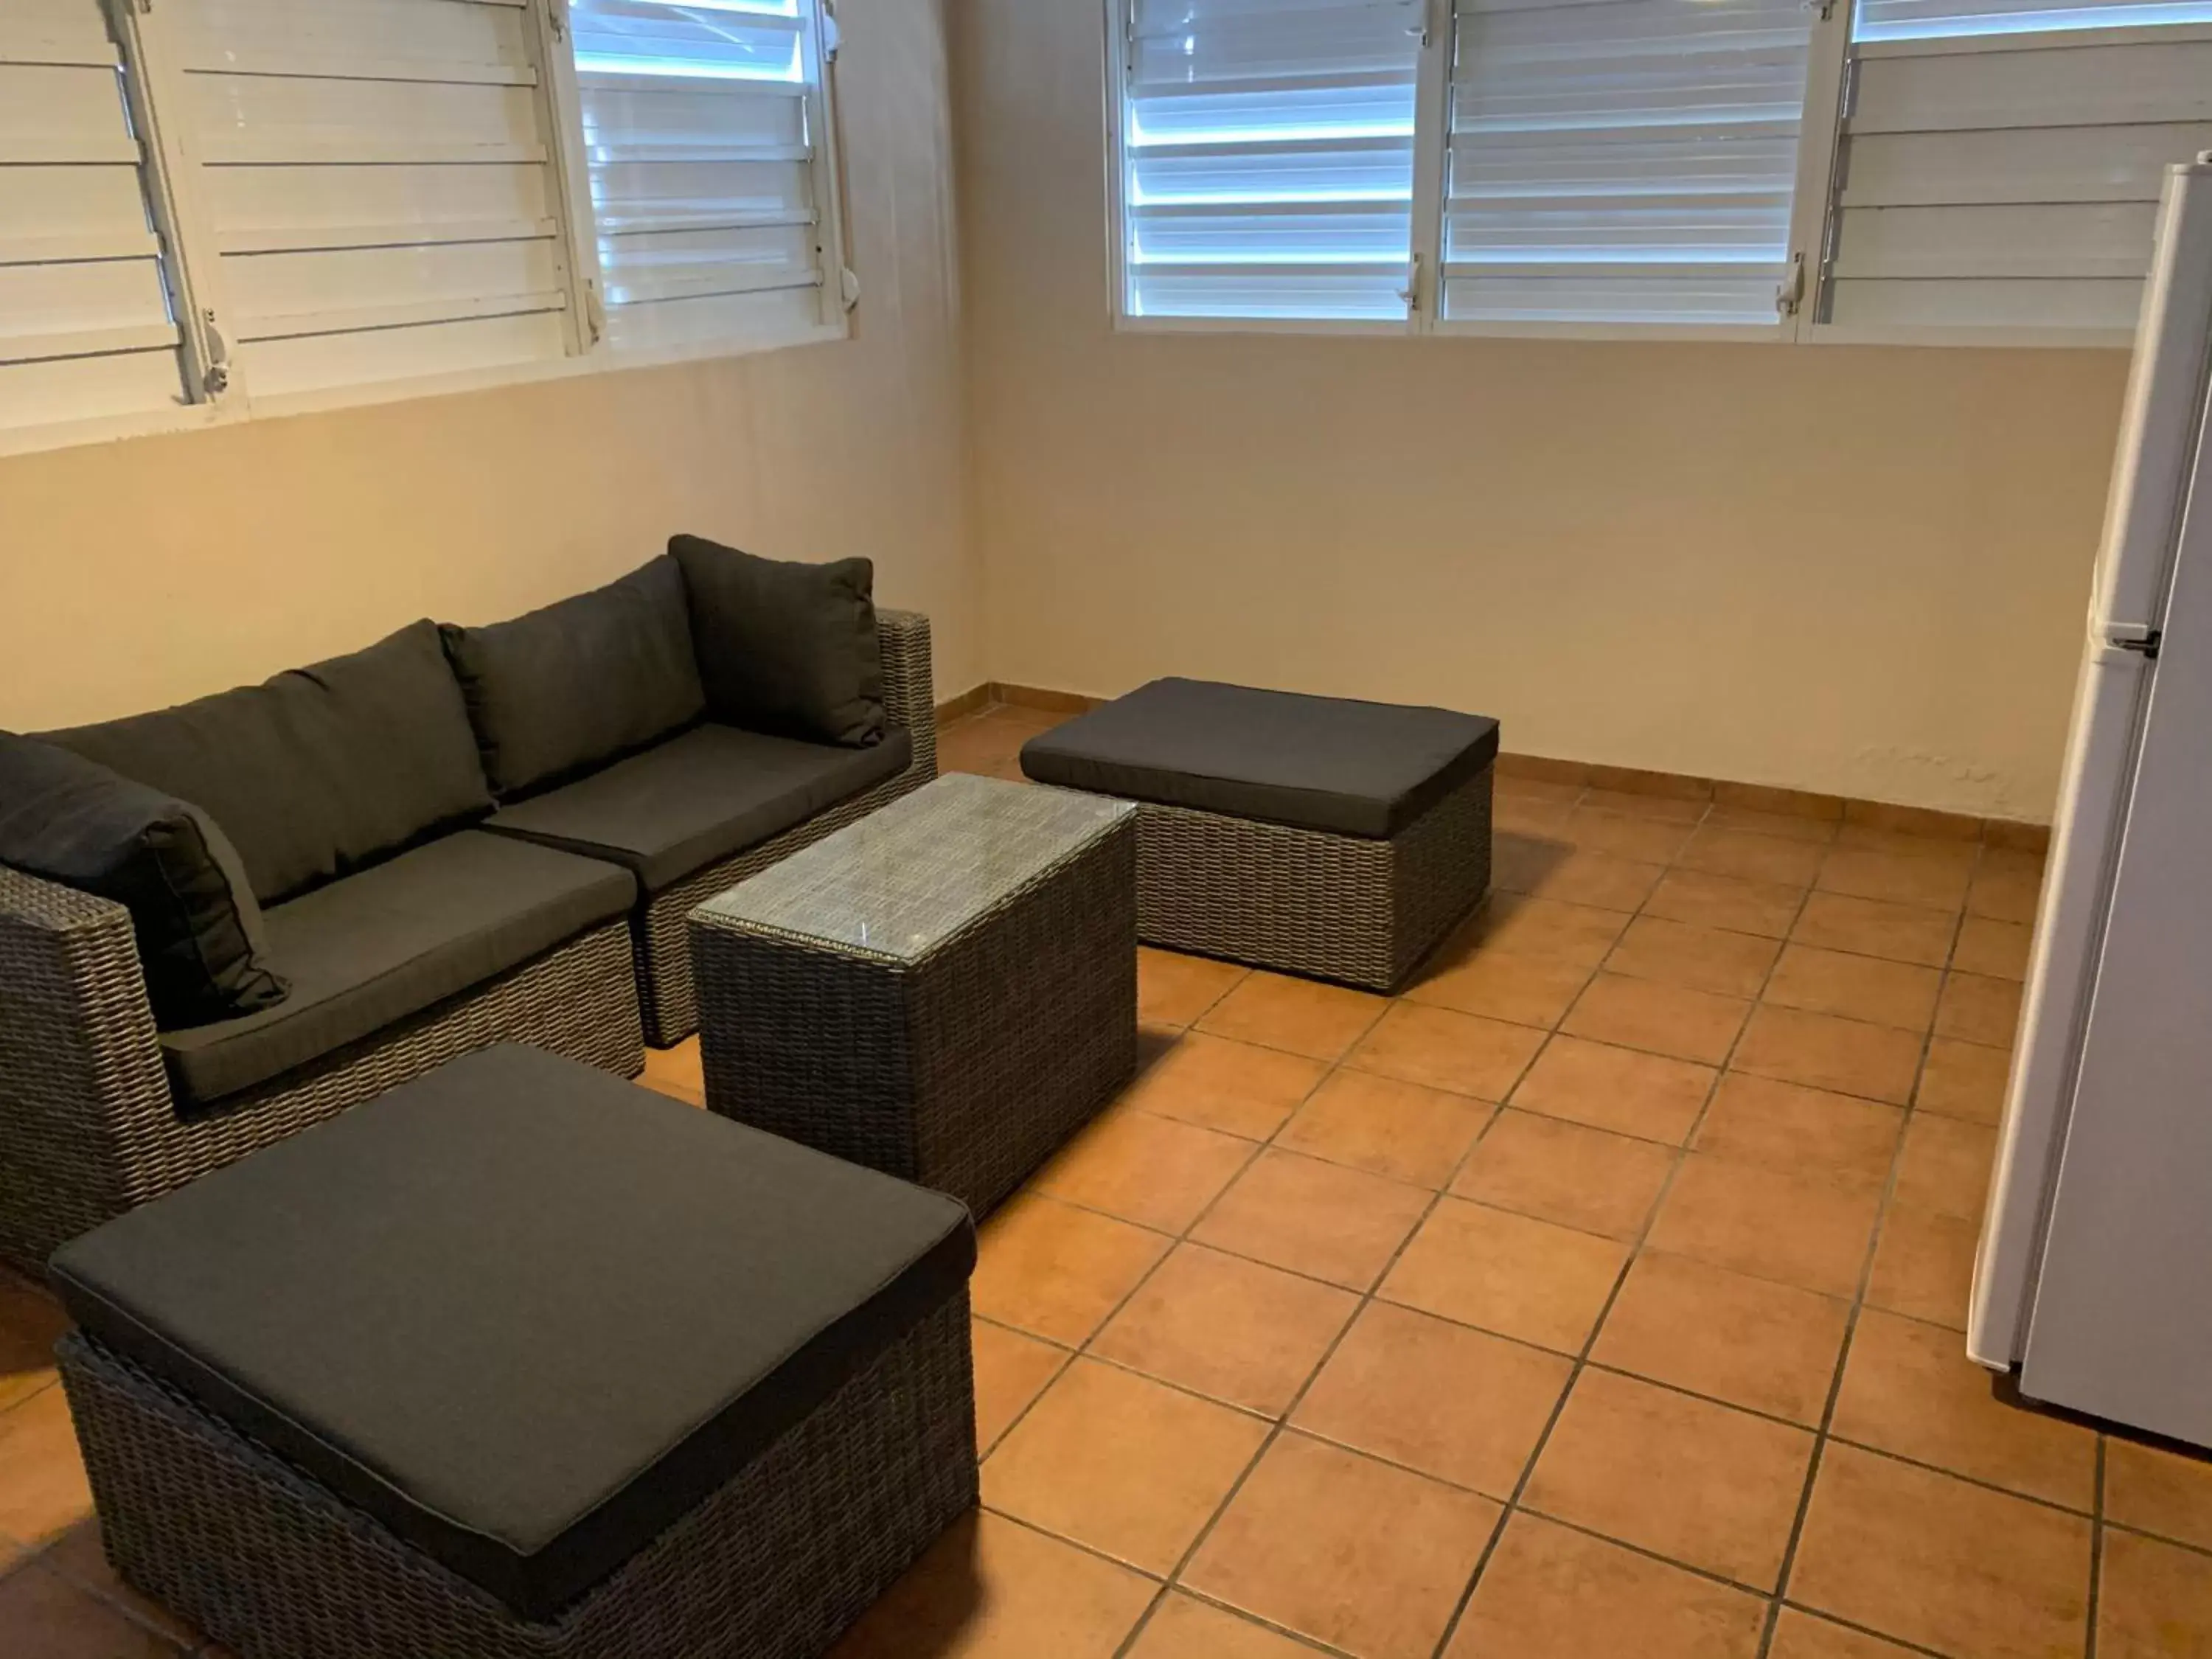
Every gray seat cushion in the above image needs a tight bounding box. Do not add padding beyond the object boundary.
[481,721,911,894]
[1019,678,1500,839]
[159,832,635,1107]
[49,1046,975,1623]
[44,621,493,905]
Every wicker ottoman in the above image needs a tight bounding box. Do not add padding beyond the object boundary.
[691,773,1138,1217]
[1020,678,1498,993]
[49,1046,978,1659]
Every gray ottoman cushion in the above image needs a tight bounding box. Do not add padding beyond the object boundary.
[48,1046,975,1622]
[1020,677,1499,838]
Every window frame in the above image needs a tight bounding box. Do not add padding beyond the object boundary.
[0,0,857,462]
[555,0,853,361]
[1101,0,2148,349]
[1102,0,1433,338]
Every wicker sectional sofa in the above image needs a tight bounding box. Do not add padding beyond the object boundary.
[0,548,936,1274]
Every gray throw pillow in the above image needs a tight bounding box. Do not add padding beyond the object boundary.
[0,734,288,1029]
[439,557,706,800]
[669,535,884,748]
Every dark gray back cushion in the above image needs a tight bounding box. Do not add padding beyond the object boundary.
[439,557,705,800]
[0,734,288,1028]
[669,535,883,748]
[45,622,493,905]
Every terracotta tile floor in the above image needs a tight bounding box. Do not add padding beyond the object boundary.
[4,700,2211,1658]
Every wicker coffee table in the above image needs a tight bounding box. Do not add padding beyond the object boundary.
[689,773,1138,1216]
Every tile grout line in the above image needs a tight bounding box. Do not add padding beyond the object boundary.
[977,953,1273,1464]
[1773,1600,1955,1659]
[987,1280,2112,1535]
[967,732,2042,1655]
[0,725,2065,1655]
[1752,838,1980,1659]
[1096,862,1634,1659]
[15,1554,200,1655]
[1427,798,1820,1659]
[772,756,2025,1652]
[1102,978,1468,1658]
[984,960,1377,1655]
[1110,1048,1521,1659]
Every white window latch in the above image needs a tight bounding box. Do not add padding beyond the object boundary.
[546,0,567,42]
[1775,252,1806,318]
[585,281,606,344]
[822,1,841,62]
[841,266,861,311]
[1399,252,1422,314]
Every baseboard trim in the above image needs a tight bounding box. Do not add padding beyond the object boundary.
[1493,754,2048,850]
[935,681,1106,720]
[937,682,2050,852]
[933,682,995,723]
[987,681,1104,714]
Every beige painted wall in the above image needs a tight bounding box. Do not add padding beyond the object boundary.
[0,0,2138,821]
[0,0,979,733]
[951,0,2132,820]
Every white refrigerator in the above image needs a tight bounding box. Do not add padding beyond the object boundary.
[1969,156,2212,1447]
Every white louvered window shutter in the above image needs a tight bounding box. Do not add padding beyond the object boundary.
[0,0,193,434]
[1820,0,2212,334]
[166,0,578,400]
[1118,0,1426,322]
[566,0,842,355]
[1440,0,1817,328]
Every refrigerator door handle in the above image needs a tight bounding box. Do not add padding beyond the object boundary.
[2103,622,2163,660]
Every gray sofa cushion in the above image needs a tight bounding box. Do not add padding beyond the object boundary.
[49,1045,975,1622]
[0,735,288,1027]
[669,535,884,748]
[45,622,493,905]
[159,832,633,1107]
[439,557,706,801]
[481,721,912,894]
[1020,678,1500,839]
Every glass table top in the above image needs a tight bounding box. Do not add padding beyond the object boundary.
[693,772,1134,962]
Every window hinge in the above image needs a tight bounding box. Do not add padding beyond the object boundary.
[546,0,566,42]
[822,0,841,62]
[584,280,606,344]
[200,310,230,397]
[841,265,861,312]
[1775,251,1806,318]
[1399,252,1422,315]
